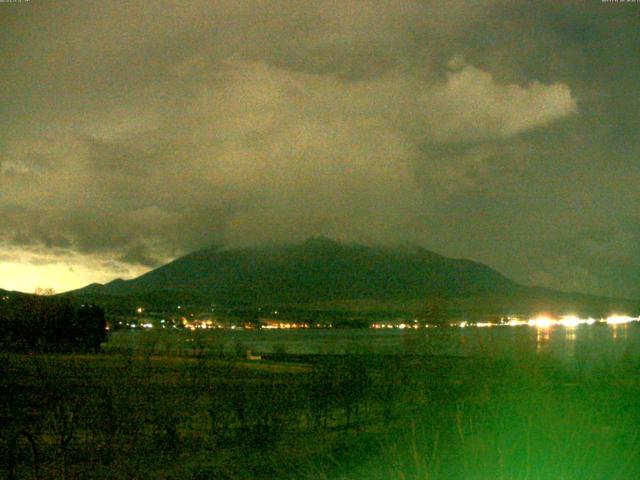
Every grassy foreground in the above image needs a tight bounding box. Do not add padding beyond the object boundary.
[2,349,640,479]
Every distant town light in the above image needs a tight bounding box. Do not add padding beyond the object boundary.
[528,316,554,329]
[558,315,581,328]
[507,318,526,327]
[606,315,637,325]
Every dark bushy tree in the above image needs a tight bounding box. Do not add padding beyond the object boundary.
[0,296,106,353]
[75,304,107,352]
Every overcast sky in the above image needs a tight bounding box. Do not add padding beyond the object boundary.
[1,0,638,297]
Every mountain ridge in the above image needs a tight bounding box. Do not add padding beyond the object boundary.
[76,237,518,300]
[69,237,640,317]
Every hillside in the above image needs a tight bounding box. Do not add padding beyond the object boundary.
[71,237,639,317]
[75,237,521,300]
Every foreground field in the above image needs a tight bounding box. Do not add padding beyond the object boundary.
[2,349,640,479]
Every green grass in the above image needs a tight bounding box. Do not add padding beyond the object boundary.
[2,349,640,479]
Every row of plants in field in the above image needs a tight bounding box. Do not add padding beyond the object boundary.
[3,351,640,479]
[0,352,449,479]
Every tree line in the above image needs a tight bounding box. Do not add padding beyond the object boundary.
[0,295,106,353]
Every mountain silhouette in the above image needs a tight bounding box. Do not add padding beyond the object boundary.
[77,237,520,300]
[72,237,638,317]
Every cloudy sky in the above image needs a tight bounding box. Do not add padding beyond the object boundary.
[1,0,638,297]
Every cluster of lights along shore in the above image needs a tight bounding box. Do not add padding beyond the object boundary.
[123,305,639,331]
[373,314,640,330]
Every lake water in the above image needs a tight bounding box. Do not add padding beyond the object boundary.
[108,322,640,365]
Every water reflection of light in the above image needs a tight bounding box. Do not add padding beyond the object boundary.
[536,328,550,351]
[610,322,629,341]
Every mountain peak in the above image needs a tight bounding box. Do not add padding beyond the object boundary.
[301,235,342,249]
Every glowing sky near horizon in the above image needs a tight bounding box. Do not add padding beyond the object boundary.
[0,262,103,294]
[0,252,149,293]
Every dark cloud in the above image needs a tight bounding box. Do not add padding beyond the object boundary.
[117,244,165,269]
[0,0,638,297]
